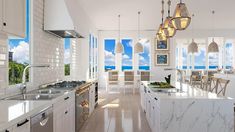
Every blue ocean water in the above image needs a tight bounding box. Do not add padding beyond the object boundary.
[182,66,219,69]
[104,66,150,71]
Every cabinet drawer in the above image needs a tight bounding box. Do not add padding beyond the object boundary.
[54,92,75,108]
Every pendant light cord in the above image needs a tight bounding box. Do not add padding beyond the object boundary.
[138,12,140,40]
[161,0,164,24]
[212,10,215,41]
[118,15,121,42]
[191,14,194,39]
[168,0,171,17]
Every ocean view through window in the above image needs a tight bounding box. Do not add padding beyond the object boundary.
[8,0,30,85]
[122,39,133,71]
[104,39,116,71]
[139,39,150,70]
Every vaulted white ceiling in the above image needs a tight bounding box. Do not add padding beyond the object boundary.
[77,0,235,31]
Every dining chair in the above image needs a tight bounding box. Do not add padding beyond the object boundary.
[216,79,230,96]
[107,71,119,92]
[201,75,209,91]
[140,71,150,81]
[124,71,135,93]
[190,71,202,88]
[209,77,219,93]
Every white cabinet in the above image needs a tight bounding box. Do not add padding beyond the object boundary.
[12,118,30,132]
[53,92,75,132]
[89,83,96,115]
[140,84,161,132]
[1,127,13,132]
[1,0,26,37]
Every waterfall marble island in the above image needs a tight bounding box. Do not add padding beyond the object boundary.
[140,81,234,132]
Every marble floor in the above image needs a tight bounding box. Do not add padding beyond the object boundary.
[79,90,151,132]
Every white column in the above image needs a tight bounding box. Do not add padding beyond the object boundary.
[233,40,235,69]
[205,39,209,70]
[133,54,139,72]
[192,54,195,70]
[115,53,122,72]
[178,44,183,69]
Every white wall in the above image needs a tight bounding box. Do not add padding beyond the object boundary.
[0,0,98,97]
[98,30,176,88]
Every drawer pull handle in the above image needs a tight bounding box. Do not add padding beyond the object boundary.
[3,22,6,26]
[65,111,68,114]
[64,97,69,100]
[17,119,29,127]
[154,97,158,101]
[5,130,9,132]
[148,91,150,93]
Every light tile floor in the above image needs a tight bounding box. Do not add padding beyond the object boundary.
[79,91,151,132]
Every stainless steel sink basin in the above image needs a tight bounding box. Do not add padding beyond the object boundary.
[5,94,59,100]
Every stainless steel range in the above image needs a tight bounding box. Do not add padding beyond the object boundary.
[40,81,92,132]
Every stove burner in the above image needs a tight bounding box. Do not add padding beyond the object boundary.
[46,81,86,89]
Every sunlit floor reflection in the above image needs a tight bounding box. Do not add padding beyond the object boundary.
[79,91,151,132]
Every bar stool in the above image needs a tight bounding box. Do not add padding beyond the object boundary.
[216,78,230,96]
[107,71,119,92]
[124,71,134,93]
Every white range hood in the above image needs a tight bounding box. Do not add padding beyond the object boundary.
[44,0,84,38]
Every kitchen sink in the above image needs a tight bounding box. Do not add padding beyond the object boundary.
[5,93,60,100]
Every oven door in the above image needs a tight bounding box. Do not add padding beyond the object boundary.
[75,88,89,131]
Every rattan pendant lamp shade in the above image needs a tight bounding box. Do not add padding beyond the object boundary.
[171,0,191,30]
[134,12,144,54]
[115,15,124,54]
[188,14,198,54]
[208,11,219,53]
[156,0,167,41]
[163,0,176,38]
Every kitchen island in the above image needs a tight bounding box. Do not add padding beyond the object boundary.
[140,81,234,132]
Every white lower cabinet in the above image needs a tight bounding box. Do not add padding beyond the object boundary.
[140,83,160,132]
[89,83,96,115]
[53,92,75,132]
[12,118,30,132]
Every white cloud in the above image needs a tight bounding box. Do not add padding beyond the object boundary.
[64,49,70,64]
[105,50,115,66]
[11,41,29,64]
[126,41,133,47]
[139,56,145,61]
[123,54,130,59]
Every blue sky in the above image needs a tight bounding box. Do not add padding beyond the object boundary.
[122,39,132,66]
[64,38,71,64]
[104,39,150,68]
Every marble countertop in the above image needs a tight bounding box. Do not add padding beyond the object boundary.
[0,87,76,130]
[0,100,52,130]
[142,81,233,100]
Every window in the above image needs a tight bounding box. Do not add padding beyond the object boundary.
[64,38,70,76]
[139,39,150,70]
[194,47,206,69]
[104,39,115,71]
[122,39,133,71]
[224,43,233,69]
[182,48,187,69]
[208,53,219,69]
[8,0,30,85]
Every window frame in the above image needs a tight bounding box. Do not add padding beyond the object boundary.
[8,0,31,87]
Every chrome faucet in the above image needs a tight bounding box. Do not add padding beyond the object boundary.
[21,64,50,94]
[164,68,183,92]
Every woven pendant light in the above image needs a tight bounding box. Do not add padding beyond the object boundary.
[208,11,219,53]
[171,0,191,30]
[134,12,144,54]
[115,15,124,53]
[163,0,176,38]
[156,0,167,41]
[188,14,198,54]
